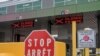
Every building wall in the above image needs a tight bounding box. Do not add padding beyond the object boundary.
[51,12,98,40]
[0,0,99,15]
[0,12,98,42]
[0,0,98,7]
[0,0,99,22]
[77,12,98,32]
[0,18,49,42]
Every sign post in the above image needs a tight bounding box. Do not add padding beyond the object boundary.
[72,21,77,56]
[24,30,55,56]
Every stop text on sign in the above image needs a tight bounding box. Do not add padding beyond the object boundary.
[25,30,55,56]
[27,38,52,56]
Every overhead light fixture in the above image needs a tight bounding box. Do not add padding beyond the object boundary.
[51,34,58,38]
[35,19,38,22]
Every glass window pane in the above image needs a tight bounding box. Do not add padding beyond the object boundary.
[55,0,64,2]
[33,1,41,6]
[77,0,88,4]
[24,7,32,11]
[2,7,6,11]
[33,6,41,10]
[88,0,98,2]
[0,7,6,11]
[32,0,41,10]
[23,2,32,8]
[16,8,23,12]
[0,11,6,15]
[0,7,7,15]
[16,4,23,9]
[55,2,64,7]
[65,0,76,5]
[0,8,2,11]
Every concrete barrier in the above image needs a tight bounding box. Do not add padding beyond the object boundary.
[0,41,66,56]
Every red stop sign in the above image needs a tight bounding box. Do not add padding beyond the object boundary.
[24,30,55,56]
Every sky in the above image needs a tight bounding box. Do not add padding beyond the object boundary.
[0,0,8,2]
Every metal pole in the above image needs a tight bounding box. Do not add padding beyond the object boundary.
[72,21,77,56]
[85,48,89,56]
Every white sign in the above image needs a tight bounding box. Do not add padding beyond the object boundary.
[77,30,96,48]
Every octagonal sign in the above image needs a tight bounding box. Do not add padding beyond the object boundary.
[24,30,55,56]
